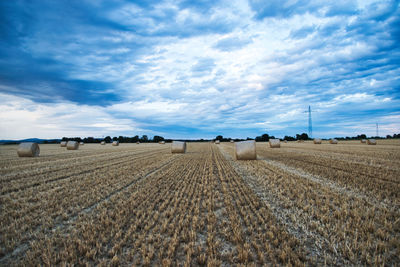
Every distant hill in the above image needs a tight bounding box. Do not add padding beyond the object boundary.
[0,138,61,144]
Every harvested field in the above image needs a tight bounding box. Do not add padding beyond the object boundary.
[0,141,399,265]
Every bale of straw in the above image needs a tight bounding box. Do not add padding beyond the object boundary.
[171,141,186,153]
[80,142,84,145]
[60,141,67,147]
[136,141,140,144]
[17,142,40,157]
[297,140,304,143]
[215,140,220,144]
[230,140,234,143]
[112,141,119,146]
[66,141,79,150]
[235,140,256,160]
[284,140,288,143]
[329,139,338,144]
[159,141,165,144]
[367,139,377,145]
[101,141,106,145]
[269,139,281,148]
[313,138,322,144]
[361,139,367,143]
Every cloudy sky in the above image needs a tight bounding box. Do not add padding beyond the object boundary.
[0,0,399,140]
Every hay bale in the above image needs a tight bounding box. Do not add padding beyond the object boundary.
[329,139,338,144]
[159,141,165,144]
[361,139,367,143]
[269,139,281,148]
[235,140,256,160]
[101,141,106,145]
[66,141,79,150]
[313,138,322,144]
[80,142,84,145]
[60,141,67,147]
[112,141,119,146]
[367,139,377,145]
[284,140,288,143]
[17,142,40,157]
[171,141,186,153]
[215,140,220,144]
[136,141,140,144]
[297,140,304,143]
[230,140,234,143]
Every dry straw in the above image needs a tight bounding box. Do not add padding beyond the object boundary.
[112,141,119,146]
[60,141,67,147]
[101,141,106,145]
[367,139,377,145]
[171,141,186,153]
[329,139,338,144]
[235,140,256,160]
[17,142,40,157]
[66,141,79,150]
[297,140,304,143]
[80,142,84,145]
[136,141,140,144]
[159,141,165,144]
[269,139,281,148]
[361,139,367,143]
[215,140,220,144]
[313,138,322,144]
[230,140,234,143]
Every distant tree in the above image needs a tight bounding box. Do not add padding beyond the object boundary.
[296,133,309,140]
[104,136,112,143]
[153,135,164,143]
[216,135,223,141]
[284,135,296,141]
[132,135,139,142]
[112,136,118,141]
[357,134,367,139]
[62,137,68,141]
[140,135,148,142]
[118,136,124,142]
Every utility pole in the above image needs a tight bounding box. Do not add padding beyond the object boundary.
[308,105,312,138]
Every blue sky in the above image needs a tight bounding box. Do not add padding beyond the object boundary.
[0,0,399,139]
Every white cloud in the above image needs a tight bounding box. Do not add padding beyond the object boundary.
[0,93,141,139]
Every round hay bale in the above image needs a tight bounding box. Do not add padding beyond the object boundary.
[313,138,322,144]
[17,142,40,157]
[269,139,281,148]
[112,141,119,146]
[66,141,79,150]
[101,141,106,145]
[80,142,84,145]
[136,141,140,144]
[235,140,256,160]
[284,140,288,143]
[367,139,377,145]
[361,139,367,143]
[159,141,165,144]
[215,140,220,144]
[171,141,186,153]
[329,139,338,144]
[230,140,234,143]
[60,141,67,147]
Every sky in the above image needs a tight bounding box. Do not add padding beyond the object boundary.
[0,0,399,140]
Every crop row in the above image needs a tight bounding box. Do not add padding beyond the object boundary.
[0,147,174,257]
[218,143,400,265]
[9,143,309,266]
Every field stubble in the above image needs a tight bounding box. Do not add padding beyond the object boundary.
[0,141,399,265]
